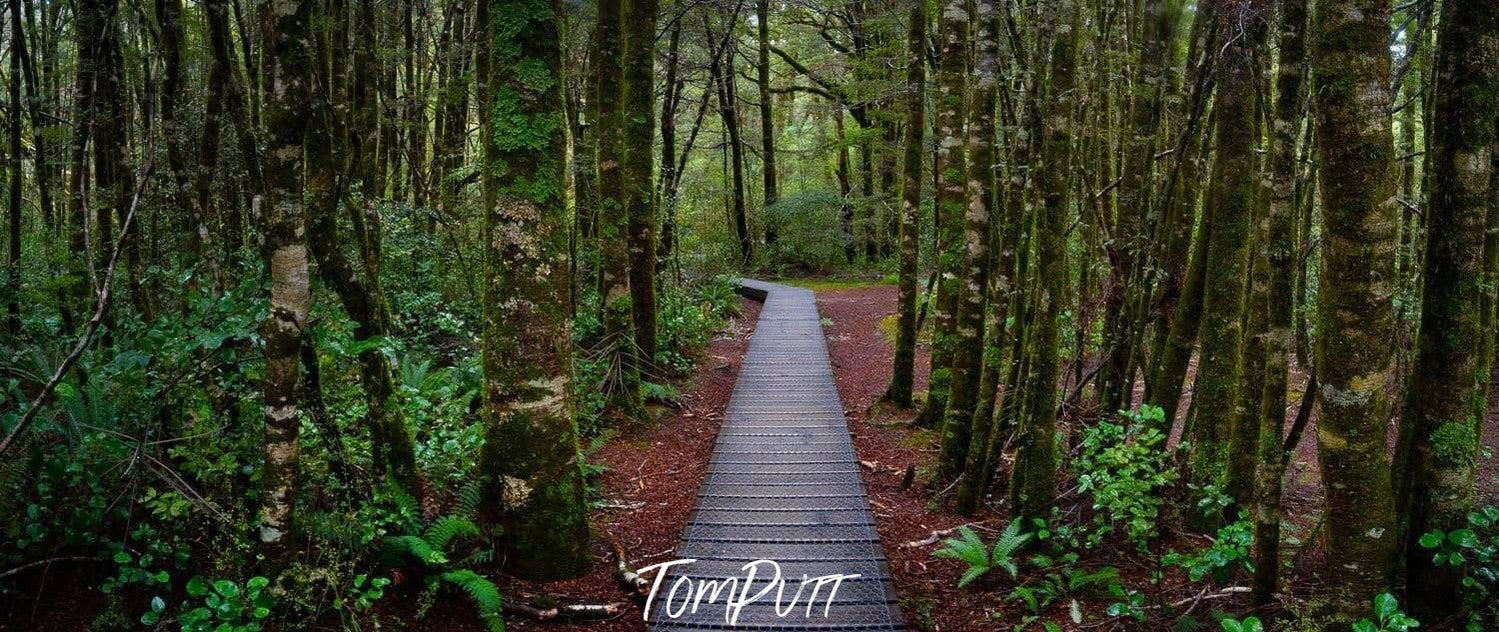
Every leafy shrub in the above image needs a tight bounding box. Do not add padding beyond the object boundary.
[1353,593,1419,632]
[761,190,852,274]
[1419,505,1499,630]
[1074,404,1178,548]
[1163,515,1254,582]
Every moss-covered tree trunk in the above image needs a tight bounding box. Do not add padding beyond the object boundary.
[885,0,925,408]
[1010,0,1078,524]
[1185,0,1262,529]
[755,0,777,244]
[1396,0,1497,619]
[950,0,1000,512]
[921,0,969,429]
[595,0,646,421]
[1099,0,1178,413]
[474,0,591,581]
[256,0,312,574]
[623,0,659,361]
[1310,0,1400,621]
[1250,0,1306,604]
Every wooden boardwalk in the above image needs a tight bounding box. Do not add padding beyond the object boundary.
[648,279,905,631]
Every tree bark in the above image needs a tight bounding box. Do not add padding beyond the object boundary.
[623,0,659,361]
[885,0,925,409]
[1251,0,1307,604]
[1396,0,1498,619]
[475,0,590,580]
[756,0,778,244]
[949,0,1000,511]
[1310,0,1400,621]
[596,0,645,421]
[922,0,970,429]
[1185,0,1262,530]
[256,0,313,574]
[1010,0,1078,524]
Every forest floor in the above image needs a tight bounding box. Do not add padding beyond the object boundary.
[11,283,1499,631]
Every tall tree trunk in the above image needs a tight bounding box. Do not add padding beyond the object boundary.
[951,0,1001,514]
[655,23,681,273]
[1184,0,1262,530]
[1396,1,1498,620]
[596,0,645,420]
[922,0,969,429]
[713,22,750,268]
[7,0,24,335]
[1250,0,1307,604]
[885,0,925,408]
[1143,1,1217,413]
[474,0,589,580]
[256,0,313,574]
[755,0,777,244]
[623,0,659,363]
[1099,0,1179,412]
[1011,0,1078,524]
[1310,0,1400,621]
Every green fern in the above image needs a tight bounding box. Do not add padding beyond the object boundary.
[454,479,485,519]
[425,516,482,553]
[384,534,448,566]
[441,569,505,632]
[990,519,1034,578]
[932,520,1032,588]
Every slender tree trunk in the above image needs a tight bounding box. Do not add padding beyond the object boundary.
[474,0,590,580]
[1251,0,1306,604]
[7,0,24,335]
[656,23,681,273]
[922,0,969,429]
[1011,0,1078,524]
[623,0,659,362]
[1396,1,1498,620]
[755,0,777,244]
[1184,0,1262,530]
[949,0,1000,510]
[257,0,313,574]
[596,0,645,421]
[713,23,751,268]
[885,0,925,408]
[1310,0,1400,621]
[1099,0,1179,413]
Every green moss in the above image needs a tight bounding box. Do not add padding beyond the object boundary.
[1430,421,1477,466]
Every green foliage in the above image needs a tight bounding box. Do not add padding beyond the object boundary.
[1219,616,1264,632]
[761,190,853,274]
[142,575,275,631]
[1074,404,1178,548]
[1419,505,1499,629]
[931,520,1032,588]
[383,514,502,631]
[1351,593,1419,632]
[1163,515,1255,582]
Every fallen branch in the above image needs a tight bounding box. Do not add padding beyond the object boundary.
[504,601,627,621]
[599,528,650,596]
[901,521,996,548]
[0,556,101,581]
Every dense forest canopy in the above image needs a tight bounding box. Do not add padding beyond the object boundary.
[0,0,1496,630]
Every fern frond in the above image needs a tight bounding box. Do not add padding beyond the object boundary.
[992,519,1033,560]
[426,515,482,553]
[384,535,447,566]
[932,526,991,568]
[441,569,505,632]
[455,479,485,518]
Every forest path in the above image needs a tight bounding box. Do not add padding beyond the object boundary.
[647,279,906,630]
